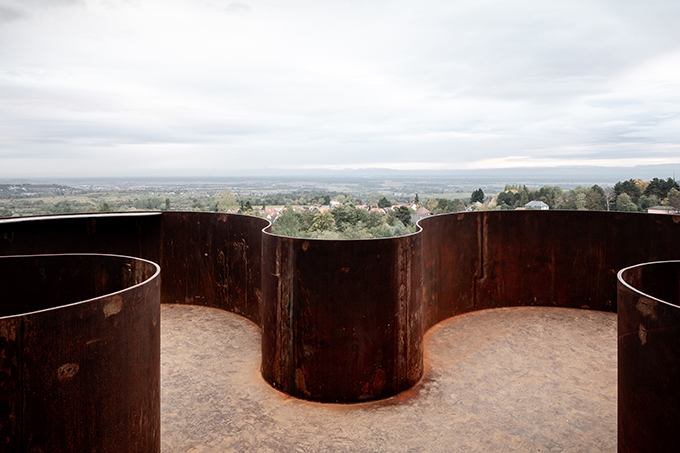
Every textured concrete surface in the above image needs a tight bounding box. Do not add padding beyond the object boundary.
[161,305,616,452]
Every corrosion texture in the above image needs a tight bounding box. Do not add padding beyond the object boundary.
[618,260,680,453]
[0,254,160,453]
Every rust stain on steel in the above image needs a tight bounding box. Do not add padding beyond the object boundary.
[0,254,160,453]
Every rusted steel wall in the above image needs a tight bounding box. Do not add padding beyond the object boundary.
[0,213,162,263]
[420,211,680,330]
[618,261,680,453]
[261,230,423,402]
[159,212,269,324]
[0,212,268,325]
[1,210,680,409]
[0,254,160,453]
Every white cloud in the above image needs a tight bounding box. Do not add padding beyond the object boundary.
[1,0,680,177]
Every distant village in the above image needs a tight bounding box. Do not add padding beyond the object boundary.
[1,177,678,239]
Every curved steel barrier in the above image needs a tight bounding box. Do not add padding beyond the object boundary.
[618,260,680,453]
[0,253,160,453]
[261,229,423,402]
[1,210,680,448]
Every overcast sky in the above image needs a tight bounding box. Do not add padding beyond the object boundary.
[1,0,679,178]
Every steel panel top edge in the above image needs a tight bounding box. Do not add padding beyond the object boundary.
[617,260,680,309]
[0,253,161,320]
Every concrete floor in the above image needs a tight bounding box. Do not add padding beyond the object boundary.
[161,305,617,453]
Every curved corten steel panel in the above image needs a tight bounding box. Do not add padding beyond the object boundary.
[618,261,680,453]
[419,210,680,329]
[260,230,423,402]
[159,212,269,324]
[0,212,269,325]
[0,212,163,260]
[0,254,160,453]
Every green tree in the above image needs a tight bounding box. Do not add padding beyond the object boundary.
[99,202,111,212]
[614,179,642,204]
[340,221,372,239]
[496,190,520,209]
[395,206,412,227]
[414,193,420,204]
[575,193,587,210]
[332,204,359,231]
[615,193,638,212]
[378,196,392,208]
[134,198,162,210]
[365,210,384,228]
[587,185,606,211]
[643,177,680,199]
[638,195,659,211]
[271,207,301,237]
[299,209,317,232]
[537,186,563,209]
[470,188,485,204]
[309,211,336,232]
[216,190,238,212]
[667,188,680,212]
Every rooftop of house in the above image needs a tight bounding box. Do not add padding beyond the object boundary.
[525,200,549,209]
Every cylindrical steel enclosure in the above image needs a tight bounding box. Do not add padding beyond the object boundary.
[261,231,423,402]
[618,260,680,453]
[0,254,161,453]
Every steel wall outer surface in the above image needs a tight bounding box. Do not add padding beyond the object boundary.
[261,229,424,402]
[618,261,680,453]
[0,254,160,453]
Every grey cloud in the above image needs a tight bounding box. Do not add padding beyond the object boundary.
[0,5,26,22]
[15,0,84,7]
[224,2,249,14]
[0,0,84,21]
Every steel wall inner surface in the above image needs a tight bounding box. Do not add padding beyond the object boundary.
[419,210,680,329]
[0,254,161,453]
[159,212,269,324]
[618,260,680,453]
[1,210,680,445]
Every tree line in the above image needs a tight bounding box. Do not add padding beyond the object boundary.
[493,178,679,212]
[270,204,416,239]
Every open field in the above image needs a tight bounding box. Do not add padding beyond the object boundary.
[0,178,478,218]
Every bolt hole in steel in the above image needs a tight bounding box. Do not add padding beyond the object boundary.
[617,260,680,453]
[0,253,161,453]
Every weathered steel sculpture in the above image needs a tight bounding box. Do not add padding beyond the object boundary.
[0,253,160,453]
[1,210,679,452]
